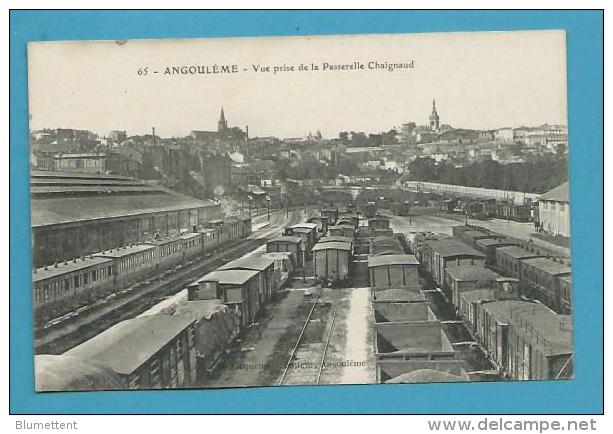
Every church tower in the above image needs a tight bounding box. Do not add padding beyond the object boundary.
[429,99,440,131]
[218,107,228,133]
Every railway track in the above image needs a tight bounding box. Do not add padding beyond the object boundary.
[35,211,301,355]
[277,289,342,386]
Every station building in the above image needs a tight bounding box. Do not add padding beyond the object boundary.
[538,182,570,238]
[31,171,222,268]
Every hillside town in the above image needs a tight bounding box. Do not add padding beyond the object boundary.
[30,101,568,216]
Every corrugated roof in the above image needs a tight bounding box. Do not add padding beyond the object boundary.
[32,193,218,227]
[66,314,196,375]
[522,257,572,276]
[429,239,485,258]
[368,254,420,267]
[539,182,569,203]
[198,269,259,286]
[312,241,352,252]
[33,256,113,282]
[446,266,500,282]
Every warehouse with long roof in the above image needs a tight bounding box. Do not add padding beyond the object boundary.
[31,171,222,267]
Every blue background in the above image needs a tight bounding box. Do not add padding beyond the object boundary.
[9,10,603,414]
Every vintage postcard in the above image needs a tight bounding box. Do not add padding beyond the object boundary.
[28,31,572,392]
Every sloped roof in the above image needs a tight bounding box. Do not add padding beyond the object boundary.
[369,254,419,267]
[198,269,260,286]
[291,223,318,230]
[34,256,113,283]
[312,241,352,252]
[446,266,500,282]
[218,255,275,271]
[475,237,516,248]
[66,314,196,375]
[496,245,543,260]
[319,236,353,245]
[539,182,569,203]
[93,244,156,259]
[35,355,124,392]
[32,192,217,227]
[428,239,485,258]
[522,257,572,276]
[481,300,572,355]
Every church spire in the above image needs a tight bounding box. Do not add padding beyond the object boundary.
[218,107,228,132]
[429,98,440,131]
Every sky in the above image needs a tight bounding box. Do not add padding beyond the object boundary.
[27,30,568,139]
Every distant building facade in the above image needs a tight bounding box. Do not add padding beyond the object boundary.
[538,182,570,237]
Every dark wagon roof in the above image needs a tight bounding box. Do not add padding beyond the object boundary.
[66,314,196,375]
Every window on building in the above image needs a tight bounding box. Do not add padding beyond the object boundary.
[73,275,80,288]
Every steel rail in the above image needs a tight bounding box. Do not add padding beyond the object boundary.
[277,289,323,385]
[316,293,341,385]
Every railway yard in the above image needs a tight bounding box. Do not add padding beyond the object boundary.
[35,202,574,391]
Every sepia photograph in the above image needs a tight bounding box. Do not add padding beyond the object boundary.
[27,30,573,392]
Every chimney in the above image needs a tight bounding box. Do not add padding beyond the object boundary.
[54,262,58,268]
[44,266,48,270]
